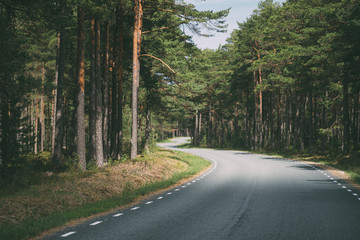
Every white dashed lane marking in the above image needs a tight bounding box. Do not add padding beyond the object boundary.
[89,221,102,226]
[310,163,360,202]
[58,154,220,238]
[61,231,76,237]
[113,213,123,217]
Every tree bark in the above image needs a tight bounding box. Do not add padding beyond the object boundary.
[110,20,118,159]
[130,0,143,159]
[34,98,38,154]
[343,78,350,153]
[40,64,45,153]
[89,18,96,161]
[51,34,60,156]
[95,19,104,167]
[76,6,86,170]
[117,4,124,159]
[354,91,359,150]
[258,66,263,150]
[52,16,66,170]
[103,20,110,161]
[144,106,151,153]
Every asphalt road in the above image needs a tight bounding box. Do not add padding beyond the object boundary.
[44,137,360,240]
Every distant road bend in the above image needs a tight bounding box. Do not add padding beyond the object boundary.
[44,137,360,240]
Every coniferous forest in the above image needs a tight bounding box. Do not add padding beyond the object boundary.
[1,0,360,184]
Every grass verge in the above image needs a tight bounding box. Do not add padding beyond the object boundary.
[0,149,210,240]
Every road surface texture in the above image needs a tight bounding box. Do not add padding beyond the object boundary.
[44,137,360,240]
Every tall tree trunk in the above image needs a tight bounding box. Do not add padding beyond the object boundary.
[270,91,275,149]
[253,71,258,150]
[76,6,86,170]
[95,19,104,167]
[277,88,282,149]
[258,67,263,150]
[285,91,291,150]
[234,103,239,146]
[130,0,143,159]
[207,104,212,147]
[199,112,202,142]
[343,78,350,153]
[110,23,118,159]
[51,34,60,156]
[194,109,198,145]
[103,20,110,161]
[52,15,66,170]
[299,94,305,151]
[308,89,313,148]
[144,105,151,153]
[89,18,96,161]
[40,64,45,152]
[34,98,38,154]
[117,4,124,159]
[354,91,359,150]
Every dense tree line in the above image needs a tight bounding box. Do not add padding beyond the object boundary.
[2,0,359,186]
[182,0,360,155]
[0,0,228,181]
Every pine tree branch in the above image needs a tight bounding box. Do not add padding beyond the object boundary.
[140,54,176,73]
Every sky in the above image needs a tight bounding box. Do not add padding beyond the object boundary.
[184,0,287,49]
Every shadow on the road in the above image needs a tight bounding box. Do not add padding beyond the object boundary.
[287,165,317,171]
[307,179,336,184]
[260,157,288,161]
[234,152,254,155]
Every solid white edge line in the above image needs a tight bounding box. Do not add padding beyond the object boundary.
[61,231,76,237]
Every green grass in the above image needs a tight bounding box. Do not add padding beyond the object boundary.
[0,150,210,240]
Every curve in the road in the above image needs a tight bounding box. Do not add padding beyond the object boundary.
[44,137,360,240]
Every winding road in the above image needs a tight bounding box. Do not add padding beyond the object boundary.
[44,137,360,240]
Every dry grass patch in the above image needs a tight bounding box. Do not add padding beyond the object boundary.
[0,149,188,228]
